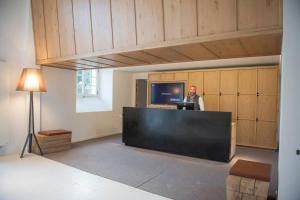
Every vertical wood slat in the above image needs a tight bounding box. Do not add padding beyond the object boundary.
[111,0,136,48]
[90,0,113,51]
[31,0,48,60]
[72,0,93,54]
[57,0,76,56]
[163,0,197,41]
[135,0,164,45]
[43,0,61,58]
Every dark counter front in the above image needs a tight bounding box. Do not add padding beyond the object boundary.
[122,107,233,162]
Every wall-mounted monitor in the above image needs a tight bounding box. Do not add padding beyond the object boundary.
[151,82,184,105]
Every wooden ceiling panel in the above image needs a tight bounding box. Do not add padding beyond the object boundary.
[60,61,96,69]
[239,33,282,56]
[69,59,108,68]
[83,57,127,67]
[144,47,192,62]
[171,43,218,61]
[121,51,167,64]
[202,38,249,58]
[99,54,148,65]
[42,63,80,70]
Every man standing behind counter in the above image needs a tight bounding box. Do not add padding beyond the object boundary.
[183,86,205,111]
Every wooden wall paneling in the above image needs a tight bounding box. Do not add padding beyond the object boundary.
[197,0,237,36]
[111,0,136,48]
[239,33,282,56]
[238,69,257,94]
[203,71,219,94]
[148,73,161,82]
[257,68,278,95]
[57,0,76,56]
[237,95,257,120]
[100,54,147,65]
[84,57,127,67]
[257,95,277,122]
[72,0,93,54]
[90,0,113,51]
[144,48,191,62]
[220,94,237,120]
[220,70,238,94]
[256,121,277,149]
[238,0,282,30]
[31,0,48,60]
[174,72,188,81]
[171,43,217,61]
[43,0,61,58]
[163,0,197,40]
[237,120,256,146]
[188,72,204,95]
[135,0,164,45]
[202,38,248,58]
[160,73,174,81]
[121,51,167,64]
[204,95,219,111]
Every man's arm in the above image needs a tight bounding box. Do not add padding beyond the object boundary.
[199,96,205,111]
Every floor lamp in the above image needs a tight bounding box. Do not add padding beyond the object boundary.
[16,68,47,158]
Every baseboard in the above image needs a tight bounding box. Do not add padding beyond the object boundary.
[71,132,121,143]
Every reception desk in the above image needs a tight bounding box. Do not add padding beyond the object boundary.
[123,107,236,162]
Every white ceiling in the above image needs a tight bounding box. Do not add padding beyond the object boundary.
[115,55,280,73]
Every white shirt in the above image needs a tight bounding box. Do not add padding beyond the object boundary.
[183,95,205,111]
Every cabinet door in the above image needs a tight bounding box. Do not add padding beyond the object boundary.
[257,95,278,122]
[174,72,188,81]
[31,0,47,60]
[90,0,113,51]
[111,0,136,48]
[238,0,282,30]
[135,0,164,45]
[188,72,204,95]
[73,0,93,54]
[204,71,219,95]
[197,0,237,36]
[160,73,174,81]
[220,70,237,94]
[163,0,197,40]
[220,94,237,120]
[237,95,257,120]
[204,94,219,111]
[43,0,61,58]
[237,120,256,146]
[57,0,75,56]
[148,74,161,82]
[258,68,278,95]
[238,69,257,95]
[256,121,277,149]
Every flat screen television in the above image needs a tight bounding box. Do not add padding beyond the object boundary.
[151,82,184,105]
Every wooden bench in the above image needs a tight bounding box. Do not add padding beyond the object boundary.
[227,159,272,200]
[33,129,72,154]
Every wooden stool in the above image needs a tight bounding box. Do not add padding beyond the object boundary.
[33,129,72,154]
[227,159,272,200]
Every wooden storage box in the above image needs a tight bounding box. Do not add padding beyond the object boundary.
[33,129,72,154]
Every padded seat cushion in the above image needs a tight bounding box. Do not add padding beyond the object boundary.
[229,159,272,182]
[38,129,71,136]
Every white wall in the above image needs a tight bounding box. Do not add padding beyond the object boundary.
[278,0,300,199]
[41,67,132,142]
[0,0,40,155]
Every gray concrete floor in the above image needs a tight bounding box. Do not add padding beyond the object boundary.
[45,134,278,200]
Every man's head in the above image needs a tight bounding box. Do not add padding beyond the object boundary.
[189,86,197,96]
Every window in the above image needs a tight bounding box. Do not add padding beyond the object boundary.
[76,69,99,97]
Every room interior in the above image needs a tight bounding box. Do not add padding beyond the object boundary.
[0,0,299,200]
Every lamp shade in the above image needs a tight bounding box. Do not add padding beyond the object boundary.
[16,68,47,92]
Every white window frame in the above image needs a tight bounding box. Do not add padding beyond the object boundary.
[76,69,100,98]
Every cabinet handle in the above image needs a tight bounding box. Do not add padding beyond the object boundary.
[256,118,258,122]
[237,92,240,96]
[219,92,222,96]
[203,92,205,96]
[257,92,259,96]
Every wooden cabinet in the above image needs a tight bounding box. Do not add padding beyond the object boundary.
[73,0,93,54]
[160,73,174,81]
[90,0,113,51]
[188,72,203,95]
[111,0,136,48]
[256,121,277,149]
[43,0,61,58]
[220,70,237,94]
[237,95,257,120]
[220,95,237,119]
[197,0,237,36]
[163,0,197,40]
[238,0,282,31]
[135,0,164,45]
[238,69,257,95]
[31,0,47,60]
[174,72,188,81]
[57,0,75,56]
[257,95,277,122]
[148,74,161,82]
[204,95,219,111]
[258,68,278,95]
[204,71,219,94]
[237,120,256,146]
